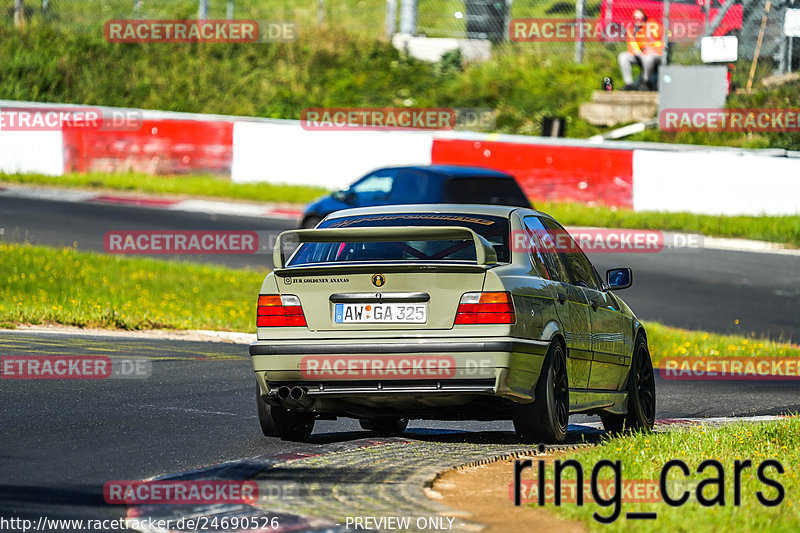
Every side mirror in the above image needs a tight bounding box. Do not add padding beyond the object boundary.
[332,190,355,204]
[606,267,633,290]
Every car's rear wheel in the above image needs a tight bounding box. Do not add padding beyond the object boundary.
[256,385,315,441]
[359,417,409,436]
[513,340,569,444]
[601,334,655,434]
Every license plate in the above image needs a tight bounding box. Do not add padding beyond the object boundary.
[334,303,427,324]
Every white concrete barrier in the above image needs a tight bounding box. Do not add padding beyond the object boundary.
[0,131,63,175]
[231,121,434,189]
[633,150,800,215]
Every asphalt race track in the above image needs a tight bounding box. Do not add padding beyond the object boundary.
[1,331,799,531]
[2,196,799,341]
[0,196,290,270]
[2,195,800,531]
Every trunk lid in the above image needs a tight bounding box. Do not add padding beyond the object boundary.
[273,226,495,332]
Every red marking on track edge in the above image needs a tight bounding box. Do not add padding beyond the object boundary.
[88,195,180,207]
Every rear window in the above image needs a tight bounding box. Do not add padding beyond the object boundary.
[442,177,529,208]
[287,213,511,266]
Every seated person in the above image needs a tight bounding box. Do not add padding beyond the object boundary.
[618,9,664,91]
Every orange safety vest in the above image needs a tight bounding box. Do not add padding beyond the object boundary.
[627,20,664,56]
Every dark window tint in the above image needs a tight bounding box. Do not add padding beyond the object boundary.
[443,177,529,208]
[524,216,569,282]
[390,170,433,203]
[288,213,511,266]
[539,217,599,290]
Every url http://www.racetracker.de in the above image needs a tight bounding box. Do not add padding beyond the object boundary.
[0,516,281,532]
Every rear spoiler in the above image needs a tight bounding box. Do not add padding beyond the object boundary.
[273,225,498,269]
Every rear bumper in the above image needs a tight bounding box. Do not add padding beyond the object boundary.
[250,337,549,410]
[249,339,543,356]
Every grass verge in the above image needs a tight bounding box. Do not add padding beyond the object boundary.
[0,172,327,206]
[540,418,799,532]
[646,322,799,367]
[0,243,264,331]
[3,243,800,364]
[538,201,800,248]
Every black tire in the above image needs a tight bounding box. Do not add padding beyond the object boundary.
[513,341,569,444]
[255,384,315,441]
[601,335,656,434]
[600,413,625,434]
[256,384,281,437]
[300,215,321,229]
[359,417,409,436]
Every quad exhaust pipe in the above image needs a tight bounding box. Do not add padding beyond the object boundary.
[275,385,312,408]
[290,386,306,402]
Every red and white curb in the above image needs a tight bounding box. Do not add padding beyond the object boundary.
[0,185,304,220]
[123,441,392,533]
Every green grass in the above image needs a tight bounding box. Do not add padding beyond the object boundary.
[538,201,800,248]
[540,418,800,531]
[0,242,264,331]
[0,172,327,205]
[646,322,800,367]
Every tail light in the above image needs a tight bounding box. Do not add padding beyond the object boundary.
[455,292,516,325]
[257,294,307,327]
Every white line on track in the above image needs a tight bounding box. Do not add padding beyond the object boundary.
[139,404,251,417]
[2,325,255,344]
[0,186,97,202]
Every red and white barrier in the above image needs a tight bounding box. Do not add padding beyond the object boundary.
[1,100,799,216]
